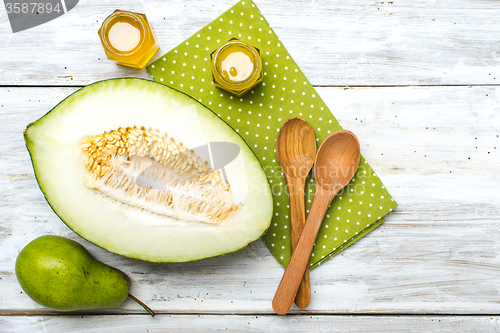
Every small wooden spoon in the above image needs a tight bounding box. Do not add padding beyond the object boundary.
[276,117,316,308]
[272,130,360,315]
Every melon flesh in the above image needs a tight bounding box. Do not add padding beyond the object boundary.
[24,78,273,262]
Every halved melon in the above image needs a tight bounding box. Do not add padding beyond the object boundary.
[24,78,272,262]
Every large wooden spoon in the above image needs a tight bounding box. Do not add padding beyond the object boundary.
[272,130,360,315]
[276,117,316,308]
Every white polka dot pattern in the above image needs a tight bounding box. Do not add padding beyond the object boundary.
[147,0,398,270]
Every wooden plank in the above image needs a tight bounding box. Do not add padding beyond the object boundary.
[1,86,499,315]
[0,0,499,86]
[2,315,500,332]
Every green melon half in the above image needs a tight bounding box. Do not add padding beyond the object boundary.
[24,78,273,262]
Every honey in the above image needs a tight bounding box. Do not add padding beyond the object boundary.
[211,39,263,97]
[98,10,159,69]
[108,22,141,52]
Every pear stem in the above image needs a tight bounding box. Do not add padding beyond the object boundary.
[128,293,155,317]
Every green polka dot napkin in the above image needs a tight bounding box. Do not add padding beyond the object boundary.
[147,0,397,269]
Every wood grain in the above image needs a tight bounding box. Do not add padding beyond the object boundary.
[1,86,499,317]
[1,315,500,332]
[1,0,500,329]
[0,0,499,87]
[273,185,334,315]
[274,130,360,314]
[287,176,311,309]
[0,314,500,333]
[276,117,316,309]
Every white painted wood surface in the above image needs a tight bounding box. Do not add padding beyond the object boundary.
[1,0,499,86]
[2,315,500,333]
[1,0,500,331]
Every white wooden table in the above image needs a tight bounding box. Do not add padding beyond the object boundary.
[1,0,499,331]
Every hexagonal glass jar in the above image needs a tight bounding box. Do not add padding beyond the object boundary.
[210,38,263,97]
[98,10,159,69]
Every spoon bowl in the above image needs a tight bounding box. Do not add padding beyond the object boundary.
[315,130,360,190]
[272,129,360,315]
[276,117,316,179]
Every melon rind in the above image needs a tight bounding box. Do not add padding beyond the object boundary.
[24,78,273,262]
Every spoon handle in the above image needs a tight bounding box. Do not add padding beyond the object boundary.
[288,176,311,309]
[272,186,335,315]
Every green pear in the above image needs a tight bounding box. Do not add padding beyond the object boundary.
[16,235,131,311]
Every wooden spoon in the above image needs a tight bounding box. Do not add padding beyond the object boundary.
[272,130,360,315]
[276,117,316,308]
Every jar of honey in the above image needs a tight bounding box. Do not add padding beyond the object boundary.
[98,10,159,69]
[210,38,263,97]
